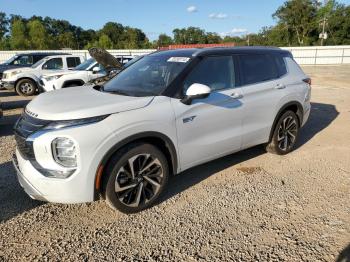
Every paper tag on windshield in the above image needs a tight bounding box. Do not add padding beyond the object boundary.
[167,57,190,63]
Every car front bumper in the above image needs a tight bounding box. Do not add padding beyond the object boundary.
[13,153,47,201]
[13,149,95,204]
[2,80,15,90]
[39,78,55,92]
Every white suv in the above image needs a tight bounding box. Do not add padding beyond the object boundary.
[13,47,311,213]
[40,56,134,92]
[2,54,84,96]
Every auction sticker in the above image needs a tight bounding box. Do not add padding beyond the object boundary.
[167,57,190,63]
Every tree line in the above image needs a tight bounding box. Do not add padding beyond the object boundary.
[0,0,349,50]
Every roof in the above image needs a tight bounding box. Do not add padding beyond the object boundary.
[150,46,290,58]
[15,52,71,56]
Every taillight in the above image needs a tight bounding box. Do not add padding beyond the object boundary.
[303,78,312,86]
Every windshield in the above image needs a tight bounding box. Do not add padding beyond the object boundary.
[4,56,18,64]
[75,58,96,70]
[31,59,46,68]
[103,55,191,97]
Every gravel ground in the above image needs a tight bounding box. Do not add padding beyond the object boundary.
[0,66,350,261]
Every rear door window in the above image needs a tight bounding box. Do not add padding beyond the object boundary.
[239,54,279,85]
[13,55,33,66]
[67,57,81,68]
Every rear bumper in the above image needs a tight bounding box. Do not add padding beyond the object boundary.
[302,102,311,127]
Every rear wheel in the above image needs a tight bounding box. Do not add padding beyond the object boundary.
[266,111,299,155]
[104,143,169,214]
[15,79,37,96]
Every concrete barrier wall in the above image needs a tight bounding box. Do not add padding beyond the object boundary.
[1,46,350,65]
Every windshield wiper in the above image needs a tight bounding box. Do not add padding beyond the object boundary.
[106,90,130,96]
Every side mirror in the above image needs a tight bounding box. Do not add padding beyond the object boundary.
[181,83,211,105]
[92,66,100,74]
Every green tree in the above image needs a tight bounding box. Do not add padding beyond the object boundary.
[205,32,222,44]
[326,3,350,45]
[173,27,206,44]
[156,33,173,47]
[100,22,124,48]
[122,27,147,49]
[28,19,49,49]
[0,12,9,38]
[10,19,27,49]
[273,0,319,46]
[97,34,113,49]
[57,31,75,49]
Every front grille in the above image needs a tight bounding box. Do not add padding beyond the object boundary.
[14,112,51,160]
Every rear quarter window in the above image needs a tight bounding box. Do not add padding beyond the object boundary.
[273,54,288,77]
[239,54,279,85]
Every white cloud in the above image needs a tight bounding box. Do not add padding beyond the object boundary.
[187,6,198,13]
[231,28,248,34]
[220,28,248,37]
[209,13,228,19]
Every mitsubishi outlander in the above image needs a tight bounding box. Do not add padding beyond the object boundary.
[13,47,311,213]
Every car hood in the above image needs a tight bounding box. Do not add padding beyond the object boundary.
[0,64,30,73]
[42,70,80,78]
[26,85,154,120]
[4,67,34,74]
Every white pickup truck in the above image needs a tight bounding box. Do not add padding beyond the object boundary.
[2,54,85,96]
[40,55,134,92]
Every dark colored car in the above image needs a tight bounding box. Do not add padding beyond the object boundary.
[0,52,70,86]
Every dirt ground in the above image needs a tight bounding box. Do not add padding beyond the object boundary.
[0,65,349,261]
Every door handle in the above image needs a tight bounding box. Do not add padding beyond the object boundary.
[230,93,243,99]
[275,84,286,89]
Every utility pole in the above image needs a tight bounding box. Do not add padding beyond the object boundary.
[320,0,328,46]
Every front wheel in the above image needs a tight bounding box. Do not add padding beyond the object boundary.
[266,111,299,155]
[104,143,169,214]
[15,79,37,96]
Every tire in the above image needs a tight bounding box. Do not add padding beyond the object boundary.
[103,143,169,214]
[15,79,37,96]
[266,110,300,155]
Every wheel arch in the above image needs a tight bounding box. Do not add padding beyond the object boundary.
[268,101,304,142]
[62,79,85,88]
[94,131,178,199]
[15,77,37,88]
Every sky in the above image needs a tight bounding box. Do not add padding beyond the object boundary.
[1,0,350,41]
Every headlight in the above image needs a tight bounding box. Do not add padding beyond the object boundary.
[10,70,21,76]
[44,75,63,81]
[43,115,109,130]
[52,137,77,168]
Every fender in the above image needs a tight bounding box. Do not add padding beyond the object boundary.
[15,76,39,88]
[268,101,304,142]
[15,73,39,86]
[94,131,178,197]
